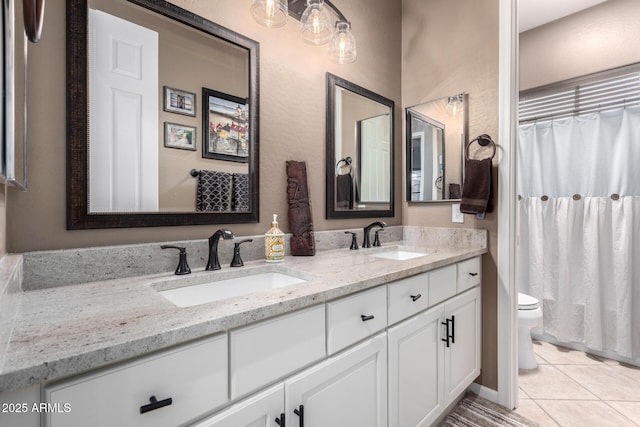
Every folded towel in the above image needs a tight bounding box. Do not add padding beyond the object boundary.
[460,158,493,215]
[336,173,353,209]
[196,170,232,211]
[232,173,250,212]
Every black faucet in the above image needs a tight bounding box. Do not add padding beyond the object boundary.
[206,229,234,270]
[362,221,387,248]
[160,245,191,275]
[230,239,253,267]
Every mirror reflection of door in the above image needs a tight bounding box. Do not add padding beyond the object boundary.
[89,9,159,212]
[409,114,444,202]
[357,114,390,204]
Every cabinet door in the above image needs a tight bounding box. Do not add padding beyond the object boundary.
[285,333,387,427]
[193,384,284,427]
[443,287,481,403]
[387,304,445,427]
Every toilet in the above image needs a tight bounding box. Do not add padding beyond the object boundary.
[518,292,543,370]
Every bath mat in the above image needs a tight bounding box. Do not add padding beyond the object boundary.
[440,393,542,427]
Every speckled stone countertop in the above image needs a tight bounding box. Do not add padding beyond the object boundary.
[0,230,487,394]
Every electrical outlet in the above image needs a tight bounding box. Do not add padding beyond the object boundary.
[452,204,464,223]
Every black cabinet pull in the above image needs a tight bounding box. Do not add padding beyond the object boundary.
[468,272,479,277]
[450,315,456,344]
[410,293,422,302]
[140,395,173,414]
[275,413,285,426]
[294,404,304,427]
[441,319,450,347]
[361,314,375,321]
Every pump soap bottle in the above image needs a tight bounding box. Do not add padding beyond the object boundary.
[265,214,285,263]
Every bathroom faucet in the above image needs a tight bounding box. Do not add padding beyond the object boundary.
[206,229,234,271]
[362,221,387,248]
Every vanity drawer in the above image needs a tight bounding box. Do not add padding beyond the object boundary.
[230,304,325,399]
[428,264,457,305]
[387,272,430,325]
[44,334,228,427]
[327,285,387,354]
[457,256,482,292]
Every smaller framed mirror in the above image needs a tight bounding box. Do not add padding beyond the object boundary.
[326,73,395,219]
[406,93,467,202]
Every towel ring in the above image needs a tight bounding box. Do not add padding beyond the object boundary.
[465,134,496,161]
[336,156,353,175]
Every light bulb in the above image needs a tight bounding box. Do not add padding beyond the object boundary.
[329,21,356,64]
[251,0,288,28]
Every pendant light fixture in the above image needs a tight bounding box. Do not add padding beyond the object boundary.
[299,0,333,45]
[251,0,288,28]
[250,0,357,64]
[328,21,356,64]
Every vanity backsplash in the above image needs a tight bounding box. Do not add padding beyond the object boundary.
[19,226,486,291]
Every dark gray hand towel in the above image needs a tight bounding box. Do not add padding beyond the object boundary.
[196,170,232,211]
[232,173,250,212]
[336,173,353,209]
[460,158,493,215]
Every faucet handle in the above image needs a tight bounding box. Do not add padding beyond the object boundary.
[344,231,359,250]
[160,245,191,275]
[231,239,253,267]
[373,229,385,247]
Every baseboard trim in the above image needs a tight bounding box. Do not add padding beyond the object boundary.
[467,383,499,403]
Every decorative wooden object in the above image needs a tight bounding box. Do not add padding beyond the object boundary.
[286,161,316,256]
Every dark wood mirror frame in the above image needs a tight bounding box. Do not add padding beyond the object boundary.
[325,73,395,219]
[66,0,260,229]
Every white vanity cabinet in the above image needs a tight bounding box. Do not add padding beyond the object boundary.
[285,332,388,427]
[387,259,482,427]
[388,304,446,427]
[443,286,482,402]
[43,334,228,427]
[197,333,388,427]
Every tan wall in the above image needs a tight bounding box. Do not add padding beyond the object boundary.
[402,0,499,390]
[7,0,402,252]
[520,0,640,91]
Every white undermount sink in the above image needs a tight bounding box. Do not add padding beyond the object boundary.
[154,268,309,308]
[368,246,429,261]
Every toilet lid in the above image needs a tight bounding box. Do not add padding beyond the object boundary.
[518,293,539,309]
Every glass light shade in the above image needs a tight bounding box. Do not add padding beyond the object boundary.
[328,21,357,64]
[251,0,288,28]
[300,0,333,45]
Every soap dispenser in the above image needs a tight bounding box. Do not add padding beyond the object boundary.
[265,214,285,263]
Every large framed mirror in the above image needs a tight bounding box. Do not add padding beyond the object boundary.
[67,0,259,229]
[326,73,395,219]
[406,93,467,202]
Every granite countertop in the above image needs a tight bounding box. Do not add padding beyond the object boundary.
[0,239,487,394]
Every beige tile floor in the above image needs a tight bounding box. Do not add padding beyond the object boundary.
[514,340,640,426]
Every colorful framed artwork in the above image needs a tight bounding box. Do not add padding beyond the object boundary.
[202,87,249,163]
[164,86,196,116]
[164,122,196,150]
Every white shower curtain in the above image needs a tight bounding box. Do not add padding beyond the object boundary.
[517,107,640,362]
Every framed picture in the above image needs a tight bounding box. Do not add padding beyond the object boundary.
[202,87,249,163]
[164,122,197,150]
[164,86,196,116]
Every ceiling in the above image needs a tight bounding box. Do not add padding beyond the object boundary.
[519,0,607,32]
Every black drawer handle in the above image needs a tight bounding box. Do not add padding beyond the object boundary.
[294,404,304,427]
[275,413,285,426]
[361,314,375,321]
[468,272,479,277]
[140,395,173,414]
[441,319,451,347]
[410,293,422,302]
